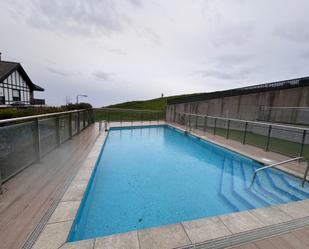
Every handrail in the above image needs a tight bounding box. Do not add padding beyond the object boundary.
[250,157,303,187]
[176,111,309,132]
[0,108,92,125]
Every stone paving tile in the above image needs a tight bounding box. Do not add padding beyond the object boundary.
[88,148,102,158]
[61,181,88,202]
[60,239,94,249]
[249,206,293,225]
[83,157,98,168]
[138,224,191,249]
[74,168,93,181]
[48,201,80,224]
[32,221,72,249]
[219,211,265,234]
[278,200,309,219]
[94,231,139,249]
[182,216,232,243]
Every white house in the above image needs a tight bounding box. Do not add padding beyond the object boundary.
[0,55,44,106]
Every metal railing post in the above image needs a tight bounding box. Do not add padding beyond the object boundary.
[83,111,86,129]
[195,115,198,129]
[243,122,248,144]
[302,161,309,187]
[105,121,108,131]
[299,130,306,157]
[0,169,2,194]
[77,111,80,133]
[213,118,217,135]
[91,109,95,124]
[56,115,61,146]
[99,120,102,132]
[87,110,90,125]
[33,117,41,162]
[188,114,191,128]
[69,113,73,138]
[226,120,231,139]
[203,116,207,132]
[265,125,272,151]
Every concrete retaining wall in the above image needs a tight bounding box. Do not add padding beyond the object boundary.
[166,86,309,124]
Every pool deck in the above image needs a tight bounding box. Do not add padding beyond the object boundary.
[0,123,100,249]
[3,121,309,249]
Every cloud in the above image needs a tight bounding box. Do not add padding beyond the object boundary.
[93,70,114,81]
[215,54,252,64]
[195,67,257,80]
[128,0,142,6]
[107,48,127,56]
[47,66,80,77]
[9,0,141,36]
[136,27,161,45]
[300,51,309,60]
[274,21,309,43]
[210,23,255,48]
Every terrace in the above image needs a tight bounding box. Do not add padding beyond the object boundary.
[1,108,309,249]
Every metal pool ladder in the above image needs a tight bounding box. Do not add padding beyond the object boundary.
[250,157,309,187]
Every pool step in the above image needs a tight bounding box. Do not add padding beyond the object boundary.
[242,163,285,204]
[177,216,309,249]
[219,159,253,211]
[232,161,271,207]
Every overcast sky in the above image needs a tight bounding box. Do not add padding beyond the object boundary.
[1,0,309,107]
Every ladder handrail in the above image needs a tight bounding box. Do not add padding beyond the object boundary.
[250,157,303,187]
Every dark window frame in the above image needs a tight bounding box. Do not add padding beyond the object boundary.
[12,89,21,101]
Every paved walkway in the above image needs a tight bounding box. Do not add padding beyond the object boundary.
[0,124,99,249]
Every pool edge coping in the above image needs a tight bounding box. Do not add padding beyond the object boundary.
[31,121,309,249]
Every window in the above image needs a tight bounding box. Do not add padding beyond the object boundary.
[12,89,21,101]
[0,88,4,104]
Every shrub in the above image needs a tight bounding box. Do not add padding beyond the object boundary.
[0,103,93,120]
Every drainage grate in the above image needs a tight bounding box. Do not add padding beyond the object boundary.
[177,216,309,249]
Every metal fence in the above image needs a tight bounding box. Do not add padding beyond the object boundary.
[258,106,309,126]
[0,109,94,188]
[94,108,165,122]
[170,112,309,160]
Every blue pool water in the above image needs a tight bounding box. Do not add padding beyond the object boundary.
[68,125,309,241]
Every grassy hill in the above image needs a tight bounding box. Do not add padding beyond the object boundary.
[106,94,192,111]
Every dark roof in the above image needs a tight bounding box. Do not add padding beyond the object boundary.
[167,76,309,105]
[0,61,44,91]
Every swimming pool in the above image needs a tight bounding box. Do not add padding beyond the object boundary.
[68,125,309,242]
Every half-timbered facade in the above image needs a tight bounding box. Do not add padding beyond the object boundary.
[0,60,44,106]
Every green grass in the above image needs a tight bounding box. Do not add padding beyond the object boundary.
[95,94,195,122]
[106,94,194,111]
[94,109,165,122]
